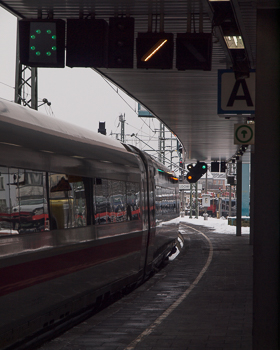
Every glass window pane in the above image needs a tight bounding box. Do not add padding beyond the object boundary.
[126,182,140,221]
[110,180,126,222]
[0,167,14,235]
[17,170,49,233]
[0,168,49,235]
[49,174,88,229]
[69,175,87,227]
[95,178,109,224]
[49,173,74,229]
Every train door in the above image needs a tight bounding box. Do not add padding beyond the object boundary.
[127,145,156,277]
[138,176,149,272]
[143,163,156,275]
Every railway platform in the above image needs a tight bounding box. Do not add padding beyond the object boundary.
[38,220,253,350]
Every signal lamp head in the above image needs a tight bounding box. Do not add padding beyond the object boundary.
[19,19,65,67]
[186,161,207,183]
[187,164,193,170]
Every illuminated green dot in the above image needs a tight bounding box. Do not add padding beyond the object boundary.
[52,35,56,40]
[46,29,52,34]
[52,46,57,51]
[30,46,36,50]
[30,35,36,39]
[46,51,51,56]
[36,51,41,56]
[36,29,41,34]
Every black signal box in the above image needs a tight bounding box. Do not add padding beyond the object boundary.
[19,19,65,68]
[66,19,108,68]
[220,161,227,172]
[176,33,212,71]
[211,162,220,172]
[108,17,134,68]
[186,162,207,183]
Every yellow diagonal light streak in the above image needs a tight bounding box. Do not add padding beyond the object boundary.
[141,39,168,62]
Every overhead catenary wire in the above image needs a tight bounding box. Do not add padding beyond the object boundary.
[131,133,180,171]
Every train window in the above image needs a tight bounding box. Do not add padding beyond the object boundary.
[155,186,161,218]
[94,179,140,224]
[95,178,110,224]
[155,185,177,223]
[70,175,87,227]
[127,182,140,221]
[109,180,126,222]
[49,174,87,229]
[0,167,49,235]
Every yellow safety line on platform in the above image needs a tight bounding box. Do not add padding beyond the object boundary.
[124,225,214,350]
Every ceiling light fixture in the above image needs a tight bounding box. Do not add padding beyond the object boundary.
[209,0,250,80]
[224,36,244,49]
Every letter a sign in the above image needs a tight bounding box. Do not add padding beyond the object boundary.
[218,69,255,115]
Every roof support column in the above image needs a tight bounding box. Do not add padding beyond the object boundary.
[236,158,242,236]
[253,7,280,349]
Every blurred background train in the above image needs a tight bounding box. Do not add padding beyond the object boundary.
[187,198,236,218]
[204,198,236,217]
[0,98,180,349]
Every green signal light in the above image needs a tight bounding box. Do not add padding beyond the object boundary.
[52,46,57,51]
[36,29,41,34]
[46,51,51,56]
[36,51,41,56]
[46,30,52,34]
[30,46,36,50]
[30,35,36,39]
[202,165,206,169]
[52,35,56,40]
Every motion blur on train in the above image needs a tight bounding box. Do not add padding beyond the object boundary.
[0,98,180,349]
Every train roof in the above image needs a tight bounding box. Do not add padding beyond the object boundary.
[0,98,147,176]
[0,99,177,181]
[0,98,125,153]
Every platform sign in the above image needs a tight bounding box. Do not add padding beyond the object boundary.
[202,194,211,207]
[179,183,190,191]
[138,103,154,117]
[218,69,255,115]
[179,183,202,191]
[234,123,255,145]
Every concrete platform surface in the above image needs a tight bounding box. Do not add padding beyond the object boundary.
[38,221,253,350]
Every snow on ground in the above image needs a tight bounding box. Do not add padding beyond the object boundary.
[179,215,250,235]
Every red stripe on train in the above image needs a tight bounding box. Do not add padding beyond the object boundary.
[0,235,142,296]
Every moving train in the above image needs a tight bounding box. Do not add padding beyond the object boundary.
[0,98,180,349]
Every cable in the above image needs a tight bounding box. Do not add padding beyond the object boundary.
[0,81,15,90]
[101,76,137,114]
[100,75,159,136]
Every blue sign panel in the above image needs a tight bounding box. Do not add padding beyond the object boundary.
[138,103,154,117]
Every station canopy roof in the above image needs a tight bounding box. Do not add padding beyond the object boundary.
[0,0,269,164]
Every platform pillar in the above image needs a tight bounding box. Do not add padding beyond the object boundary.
[236,159,242,236]
[253,7,280,350]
